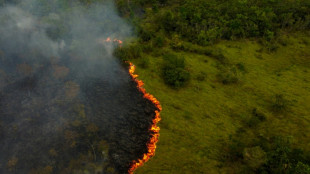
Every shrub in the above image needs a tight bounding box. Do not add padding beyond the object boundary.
[173,42,227,64]
[153,35,165,48]
[113,44,142,61]
[196,71,207,82]
[302,38,309,45]
[162,53,190,88]
[217,67,239,85]
[224,138,246,162]
[170,35,185,50]
[246,116,261,128]
[266,41,279,52]
[113,46,127,61]
[236,62,246,73]
[210,48,227,64]
[264,30,275,41]
[197,30,209,46]
[160,10,177,33]
[261,136,310,174]
[141,43,154,53]
[244,108,265,128]
[294,162,310,174]
[277,37,289,46]
[243,146,267,170]
[272,94,288,112]
[252,108,266,121]
[265,136,292,173]
[138,27,154,42]
[139,57,149,68]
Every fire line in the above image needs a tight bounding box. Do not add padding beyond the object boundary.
[127,62,162,174]
[104,38,162,173]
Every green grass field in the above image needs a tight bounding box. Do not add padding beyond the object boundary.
[129,33,310,173]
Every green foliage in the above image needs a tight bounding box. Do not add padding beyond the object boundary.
[265,137,292,173]
[176,0,309,44]
[138,27,154,42]
[113,44,142,61]
[295,162,310,174]
[210,48,227,64]
[140,42,154,53]
[244,108,266,128]
[217,66,239,85]
[195,71,206,82]
[259,39,280,52]
[169,40,228,64]
[246,116,261,128]
[170,35,185,50]
[139,57,149,68]
[224,137,246,162]
[243,146,267,170]
[129,35,310,174]
[261,136,310,173]
[236,62,246,73]
[162,53,190,88]
[225,133,310,173]
[117,0,310,46]
[159,10,177,34]
[252,108,266,122]
[153,35,165,48]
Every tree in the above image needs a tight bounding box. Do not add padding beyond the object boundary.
[243,146,267,170]
[162,53,190,88]
[294,162,310,174]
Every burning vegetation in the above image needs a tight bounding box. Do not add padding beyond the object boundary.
[127,62,161,174]
[0,1,160,174]
[105,38,162,173]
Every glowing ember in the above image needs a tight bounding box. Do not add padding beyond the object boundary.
[103,38,161,173]
[105,37,111,42]
[114,38,123,45]
[127,62,162,174]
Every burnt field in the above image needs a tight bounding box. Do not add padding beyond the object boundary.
[0,45,157,174]
[0,2,156,174]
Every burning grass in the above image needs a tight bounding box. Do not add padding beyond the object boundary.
[104,38,162,173]
[127,62,162,174]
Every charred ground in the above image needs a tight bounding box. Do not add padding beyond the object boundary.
[0,45,157,174]
[0,1,156,173]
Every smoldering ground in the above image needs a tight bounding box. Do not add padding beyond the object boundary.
[0,1,156,173]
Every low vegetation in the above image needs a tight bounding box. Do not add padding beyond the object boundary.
[162,53,190,88]
[112,0,310,173]
[120,34,310,173]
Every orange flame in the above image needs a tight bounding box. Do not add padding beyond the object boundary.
[103,37,162,173]
[127,62,162,174]
[113,38,123,45]
[105,37,111,42]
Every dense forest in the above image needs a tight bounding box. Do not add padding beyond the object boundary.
[117,0,310,43]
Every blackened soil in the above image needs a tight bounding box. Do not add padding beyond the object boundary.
[82,77,156,173]
[0,55,156,174]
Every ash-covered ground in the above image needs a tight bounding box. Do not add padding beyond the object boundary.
[0,1,155,174]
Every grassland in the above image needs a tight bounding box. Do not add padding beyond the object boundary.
[128,32,310,173]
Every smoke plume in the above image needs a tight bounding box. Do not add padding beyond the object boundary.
[0,1,155,173]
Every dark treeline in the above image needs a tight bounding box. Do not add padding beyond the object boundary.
[117,0,310,45]
[114,0,310,89]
